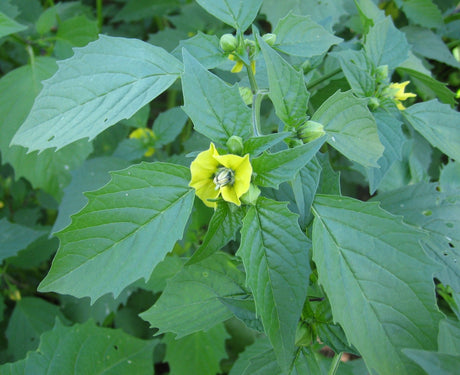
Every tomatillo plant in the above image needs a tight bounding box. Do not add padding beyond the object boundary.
[1,1,459,375]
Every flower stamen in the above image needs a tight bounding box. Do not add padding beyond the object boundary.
[213,167,235,190]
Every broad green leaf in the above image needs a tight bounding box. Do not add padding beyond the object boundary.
[140,255,185,293]
[243,132,291,156]
[376,182,460,290]
[173,31,227,69]
[398,0,443,29]
[252,137,325,188]
[188,202,245,264]
[354,0,386,32]
[364,17,409,69]
[403,26,460,69]
[312,195,443,375]
[195,0,263,31]
[0,11,26,38]
[153,107,188,147]
[237,198,312,372]
[438,319,460,355]
[402,349,460,375]
[230,337,280,375]
[140,253,246,337]
[317,153,341,195]
[0,319,156,375]
[366,107,405,194]
[39,162,195,302]
[0,219,47,262]
[164,323,229,375]
[273,13,342,58]
[397,67,457,106]
[181,50,251,145]
[52,157,130,234]
[440,161,460,193]
[219,296,263,332]
[331,49,375,97]
[403,100,460,161]
[258,34,309,127]
[0,57,92,199]
[54,15,98,59]
[5,297,68,361]
[11,35,183,152]
[114,0,179,22]
[311,91,384,168]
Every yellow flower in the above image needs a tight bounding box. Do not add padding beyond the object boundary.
[0,201,4,209]
[129,127,156,157]
[189,143,252,208]
[388,81,416,110]
[228,54,256,74]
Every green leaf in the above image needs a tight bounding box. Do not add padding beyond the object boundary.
[376,182,460,290]
[354,0,386,32]
[114,0,179,22]
[0,11,26,38]
[11,35,182,152]
[174,31,228,69]
[252,137,325,188]
[0,319,156,375]
[5,297,68,361]
[164,323,229,375]
[397,67,457,106]
[140,253,246,337]
[195,0,263,31]
[54,15,98,59]
[258,34,310,127]
[364,17,409,69]
[237,197,312,372]
[311,91,384,168]
[153,107,188,147]
[181,49,251,145]
[243,132,291,156]
[0,57,92,199]
[219,296,263,332]
[230,337,280,375]
[402,349,460,375]
[403,26,460,69]
[312,195,443,375]
[439,319,460,355]
[366,107,405,194]
[0,219,47,262]
[331,49,375,97]
[399,0,443,30]
[317,153,341,195]
[273,13,342,58]
[38,162,195,302]
[403,100,460,161]
[188,202,245,264]
[52,157,130,234]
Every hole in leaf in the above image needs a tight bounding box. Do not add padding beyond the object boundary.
[113,345,118,350]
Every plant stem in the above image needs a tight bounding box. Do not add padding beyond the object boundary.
[96,0,103,32]
[246,61,258,93]
[252,92,263,136]
[307,68,341,90]
[328,352,343,375]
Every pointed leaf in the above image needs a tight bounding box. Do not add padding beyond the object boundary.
[364,17,409,69]
[252,136,325,188]
[403,100,460,161]
[402,349,460,375]
[0,11,26,38]
[153,107,188,147]
[181,50,251,145]
[399,0,443,29]
[273,13,342,58]
[438,319,460,355]
[243,132,291,156]
[140,253,246,337]
[312,195,443,375]
[0,320,156,375]
[237,197,311,372]
[196,0,262,31]
[164,323,229,375]
[39,162,195,302]
[258,34,309,127]
[312,91,384,167]
[11,35,182,152]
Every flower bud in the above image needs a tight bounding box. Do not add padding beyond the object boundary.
[375,65,388,83]
[298,121,326,143]
[219,34,238,52]
[262,33,277,46]
[238,86,253,106]
[226,135,244,155]
[240,184,261,205]
[368,97,380,110]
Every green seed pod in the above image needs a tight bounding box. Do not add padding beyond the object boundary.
[375,65,389,83]
[298,121,326,143]
[240,184,261,205]
[219,34,238,52]
[226,135,244,155]
[262,33,277,46]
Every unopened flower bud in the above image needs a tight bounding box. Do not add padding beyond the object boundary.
[262,33,276,46]
[239,86,253,106]
[240,184,261,205]
[220,34,238,52]
[375,65,388,83]
[226,135,244,155]
[298,121,326,143]
[368,97,380,110]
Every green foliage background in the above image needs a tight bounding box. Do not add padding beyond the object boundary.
[0,0,459,374]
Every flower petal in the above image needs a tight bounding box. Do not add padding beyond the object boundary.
[220,185,241,206]
[233,154,252,197]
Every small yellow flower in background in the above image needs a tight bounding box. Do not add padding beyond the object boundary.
[129,127,156,157]
[388,81,416,110]
[0,201,4,209]
[189,143,252,208]
[228,54,256,74]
